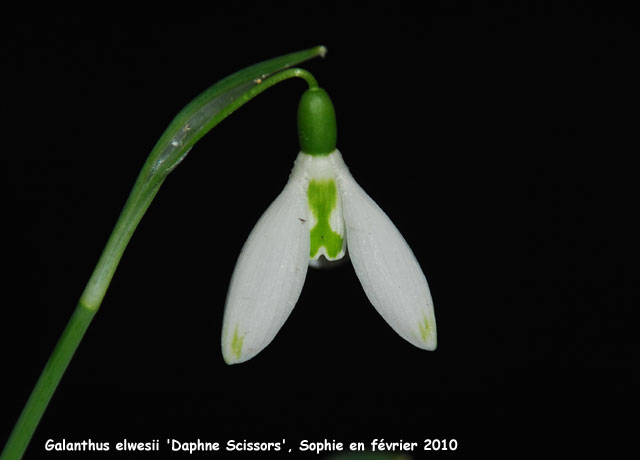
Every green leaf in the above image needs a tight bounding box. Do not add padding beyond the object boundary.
[143,45,327,186]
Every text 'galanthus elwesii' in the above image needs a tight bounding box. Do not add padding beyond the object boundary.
[221,87,436,364]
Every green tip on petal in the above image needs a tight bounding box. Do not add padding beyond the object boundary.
[231,325,245,361]
[297,87,337,156]
[418,314,431,341]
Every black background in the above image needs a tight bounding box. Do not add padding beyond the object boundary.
[2,6,635,459]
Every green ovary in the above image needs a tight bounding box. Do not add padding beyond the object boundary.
[308,179,343,259]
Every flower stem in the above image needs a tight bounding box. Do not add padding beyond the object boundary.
[205,67,319,132]
[0,305,94,460]
[1,47,325,460]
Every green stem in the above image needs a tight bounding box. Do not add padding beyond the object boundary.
[1,49,323,460]
[1,306,94,460]
[214,67,318,124]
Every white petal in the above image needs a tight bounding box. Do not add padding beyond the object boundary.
[221,174,310,364]
[335,155,437,350]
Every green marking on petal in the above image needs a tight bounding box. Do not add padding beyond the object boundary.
[308,179,344,259]
[231,325,244,360]
[418,312,432,342]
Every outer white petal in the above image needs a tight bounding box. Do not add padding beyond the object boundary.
[333,151,437,350]
[221,169,309,364]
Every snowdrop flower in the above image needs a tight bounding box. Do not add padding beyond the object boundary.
[222,87,436,364]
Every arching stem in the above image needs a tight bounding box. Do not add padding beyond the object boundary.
[1,47,325,460]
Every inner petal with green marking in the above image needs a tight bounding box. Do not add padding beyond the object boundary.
[307,179,346,261]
